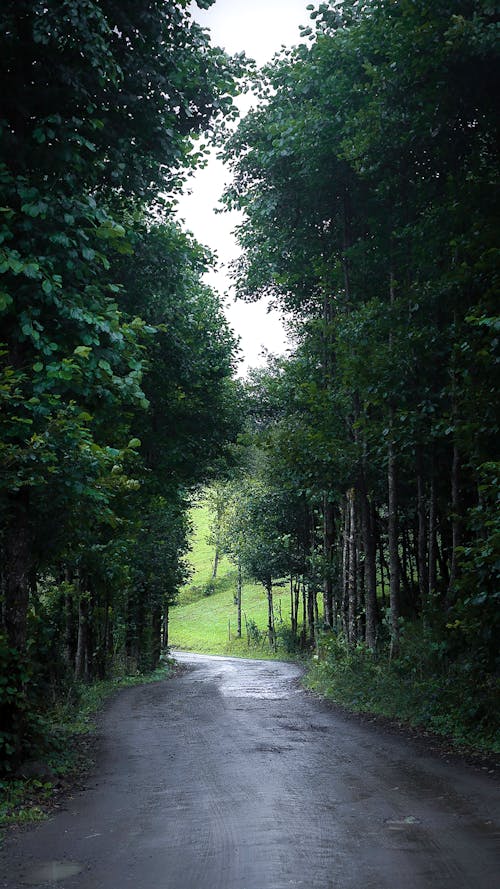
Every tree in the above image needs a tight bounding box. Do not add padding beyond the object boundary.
[0,0,244,765]
[222,0,499,686]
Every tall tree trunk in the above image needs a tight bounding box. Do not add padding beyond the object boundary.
[388,269,400,648]
[342,499,350,638]
[294,577,300,639]
[211,545,220,582]
[447,320,461,602]
[447,443,461,601]
[360,487,377,650]
[74,590,89,681]
[347,489,357,645]
[416,452,427,607]
[307,586,316,648]
[96,591,110,680]
[290,576,295,636]
[314,590,319,642]
[64,586,75,670]
[342,188,352,303]
[151,606,161,669]
[162,602,169,649]
[428,472,437,598]
[401,526,412,607]
[322,495,335,629]
[388,435,400,647]
[3,490,32,654]
[301,579,307,648]
[105,600,114,665]
[436,518,450,590]
[407,527,417,598]
[266,580,275,649]
[237,559,242,638]
[378,527,387,608]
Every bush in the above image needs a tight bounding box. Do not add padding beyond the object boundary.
[306,622,500,752]
[245,617,264,646]
[0,636,46,773]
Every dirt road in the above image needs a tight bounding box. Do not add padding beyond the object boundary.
[1,652,498,888]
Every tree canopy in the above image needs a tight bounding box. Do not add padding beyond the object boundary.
[0,0,244,768]
[219,0,499,735]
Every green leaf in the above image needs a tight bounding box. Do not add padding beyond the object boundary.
[73,346,92,359]
[0,292,13,312]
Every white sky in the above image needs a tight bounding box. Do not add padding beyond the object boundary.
[175,0,313,375]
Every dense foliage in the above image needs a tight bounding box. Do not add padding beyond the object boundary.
[222,0,499,741]
[0,0,243,769]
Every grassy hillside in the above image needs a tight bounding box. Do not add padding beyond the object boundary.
[179,500,231,602]
[169,499,292,658]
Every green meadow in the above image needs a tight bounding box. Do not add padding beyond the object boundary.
[168,499,292,659]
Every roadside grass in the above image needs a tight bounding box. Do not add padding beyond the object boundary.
[305,630,500,755]
[0,661,174,830]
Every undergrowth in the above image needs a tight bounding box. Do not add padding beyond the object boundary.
[305,623,500,753]
[0,658,174,829]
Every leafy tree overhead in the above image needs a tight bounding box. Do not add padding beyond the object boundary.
[0,0,245,767]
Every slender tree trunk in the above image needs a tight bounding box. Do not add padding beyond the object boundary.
[86,587,95,681]
[388,268,400,649]
[342,189,352,303]
[416,452,427,607]
[3,490,32,654]
[64,571,76,669]
[436,519,450,590]
[290,576,295,635]
[378,528,386,607]
[347,489,357,645]
[266,580,275,648]
[162,602,169,649]
[428,471,437,598]
[322,494,335,629]
[447,444,461,600]
[211,545,220,582]
[360,488,377,650]
[388,435,400,647]
[294,577,300,639]
[301,579,307,647]
[401,526,412,606]
[96,591,110,680]
[342,499,350,637]
[237,559,242,638]
[407,527,417,595]
[106,600,114,664]
[151,606,162,669]
[447,321,461,601]
[307,586,316,648]
[74,590,89,681]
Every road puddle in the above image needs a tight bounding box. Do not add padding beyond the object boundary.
[22,860,83,884]
[174,650,302,700]
[384,815,421,831]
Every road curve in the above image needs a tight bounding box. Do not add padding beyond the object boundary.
[1,651,499,889]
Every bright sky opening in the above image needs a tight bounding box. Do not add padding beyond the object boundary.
[176,0,313,375]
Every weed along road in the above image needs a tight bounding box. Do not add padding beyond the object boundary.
[2,653,499,889]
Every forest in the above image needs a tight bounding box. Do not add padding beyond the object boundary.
[0,0,499,784]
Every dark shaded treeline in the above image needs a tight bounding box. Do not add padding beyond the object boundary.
[0,0,243,768]
[221,0,498,733]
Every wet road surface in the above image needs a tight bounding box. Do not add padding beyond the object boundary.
[1,651,499,888]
